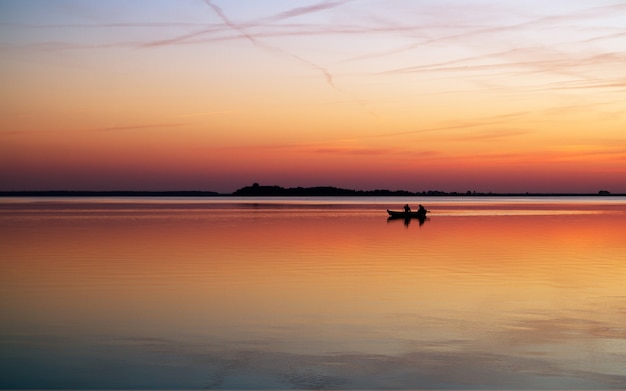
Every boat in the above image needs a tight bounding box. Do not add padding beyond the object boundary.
[386,209,428,219]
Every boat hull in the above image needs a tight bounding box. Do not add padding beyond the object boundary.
[386,209,428,219]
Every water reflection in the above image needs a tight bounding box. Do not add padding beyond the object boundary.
[387,215,429,227]
[1,199,625,389]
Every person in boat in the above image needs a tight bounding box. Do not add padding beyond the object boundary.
[403,204,411,213]
[418,204,427,215]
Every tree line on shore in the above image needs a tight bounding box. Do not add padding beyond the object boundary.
[232,183,615,196]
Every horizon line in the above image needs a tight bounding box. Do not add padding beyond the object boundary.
[0,189,623,197]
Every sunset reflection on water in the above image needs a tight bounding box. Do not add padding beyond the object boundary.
[1,198,625,389]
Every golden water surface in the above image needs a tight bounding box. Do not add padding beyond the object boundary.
[1,197,625,389]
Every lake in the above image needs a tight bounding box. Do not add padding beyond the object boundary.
[1,196,625,389]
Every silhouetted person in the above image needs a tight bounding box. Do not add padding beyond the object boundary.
[403,204,411,213]
[418,204,427,215]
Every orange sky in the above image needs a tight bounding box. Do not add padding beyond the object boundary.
[1,1,625,193]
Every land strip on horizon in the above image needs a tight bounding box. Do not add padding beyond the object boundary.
[0,184,622,197]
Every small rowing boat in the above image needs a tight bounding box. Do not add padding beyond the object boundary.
[386,209,428,219]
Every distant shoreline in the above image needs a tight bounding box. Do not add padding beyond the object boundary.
[0,186,623,198]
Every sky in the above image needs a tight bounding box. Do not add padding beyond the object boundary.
[1,0,625,193]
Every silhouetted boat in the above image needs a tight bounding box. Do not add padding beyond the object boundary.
[386,209,428,219]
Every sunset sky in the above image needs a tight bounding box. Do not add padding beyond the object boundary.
[2,0,625,193]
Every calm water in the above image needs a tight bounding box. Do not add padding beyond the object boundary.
[1,197,625,389]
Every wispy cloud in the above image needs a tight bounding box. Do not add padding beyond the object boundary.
[355,111,534,140]
[258,0,352,24]
[137,0,357,91]
[342,2,626,64]
[379,50,626,84]
[212,141,440,159]
[1,122,186,136]
[94,123,185,132]
[9,0,625,91]
[456,129,531,141]
[202,0,345,90]
[174,110,238,119]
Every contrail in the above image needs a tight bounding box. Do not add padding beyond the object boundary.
[257,0,353,24]
[203,0,257,44]
[143,0,353,49]
[202,0,339,90]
